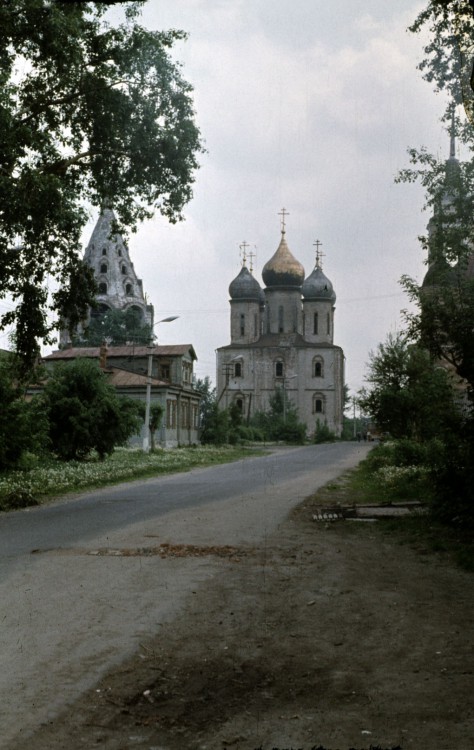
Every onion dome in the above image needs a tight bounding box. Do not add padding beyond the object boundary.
[262,232,305,288]
[229,265,262,301]
[302,266,336,302]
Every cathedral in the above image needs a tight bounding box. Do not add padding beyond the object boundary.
[216,213,345,436]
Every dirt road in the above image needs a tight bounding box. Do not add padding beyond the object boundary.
[7,453,474,750]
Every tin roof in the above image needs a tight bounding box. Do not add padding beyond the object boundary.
[44,344,197,361]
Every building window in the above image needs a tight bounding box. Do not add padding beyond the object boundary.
[118,248,122,257]
[275,361,284,378]
[234,362,242,378]
[313,312,318,335]
[121,264,127,275]
[100,263,107,274]
[254,313,258,337]
[101,247,107,256]
[278,306,284,333]
[125,283,132,295]
[98,282,107,294]
[240,313,245,336]
[327,313,330,335]
[181,401,190,428]
[313,357,324,378]
[160,364,171,381]
[166,399,177,428]
[235,397,243,412]
[313,394,325,414]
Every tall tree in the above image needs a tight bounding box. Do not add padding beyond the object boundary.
[42,358,143,460]
[358,333,460,441]
[397,138,474,394]
[409,1,474,126]
[0,1,203,373]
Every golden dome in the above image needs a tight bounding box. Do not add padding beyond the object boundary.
[262,232,305,288]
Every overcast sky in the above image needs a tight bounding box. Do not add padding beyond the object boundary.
[71,2,451,393]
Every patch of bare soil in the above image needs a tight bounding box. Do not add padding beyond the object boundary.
[13,490,474,750]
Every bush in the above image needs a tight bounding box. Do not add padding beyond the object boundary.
[314,420,336,444]
[42,359,143,460]
[0,362,49,470]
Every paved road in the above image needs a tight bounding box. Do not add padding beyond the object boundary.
[0,442,370,748]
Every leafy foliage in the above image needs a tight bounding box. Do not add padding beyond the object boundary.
[0,1,203,372]
[358,333,460,441]
[148,402,163,451]
[314,420,337,444]
[252,388,306,444]
[77,307,153,345]
[409,1,474,124]
[0,360,49,470]
[41,358,143,460]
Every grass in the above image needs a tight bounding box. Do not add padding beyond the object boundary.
[304,461,474,572]
[0,445,265,511]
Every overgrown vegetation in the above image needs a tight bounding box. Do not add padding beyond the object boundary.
[0,444,264,512]
[0,0,203,374]
[309,458,473,571]
[353,2,474,533]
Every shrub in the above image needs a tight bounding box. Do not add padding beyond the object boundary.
[314,420,336,444]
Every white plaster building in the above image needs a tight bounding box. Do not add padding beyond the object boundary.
[217,219,345,436]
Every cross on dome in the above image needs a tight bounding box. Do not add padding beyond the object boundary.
[239,240,250,266]
[248,247,256,273]
[313,239,325,269]
[278,207,289,234]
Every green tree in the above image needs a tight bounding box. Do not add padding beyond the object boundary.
[252,388,306,444]
[358,333,460,441]
[194,377,216,432]
[0,360,48,470]
[148,401,163,452]
[409,1,474,125]
[0,1,203,373]
[77,307,153,346]
[42,358,143,460]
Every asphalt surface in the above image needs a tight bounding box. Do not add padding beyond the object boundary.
[0,442,371,748]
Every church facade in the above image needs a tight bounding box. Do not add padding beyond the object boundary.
[60,206,154,347]
[53,207,201,447]
[216,218,345,436]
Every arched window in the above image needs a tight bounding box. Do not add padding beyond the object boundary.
[240,313,245,336]
[278,306,284,333]
[235,397,243,412]
[101,247,107,256]
[313,393,325,414]
[313,356,324,378]
[98,282,107,294]
[100,263,107,274]
[327,312,331,335]
[121,264,127,275]
[275,361,284,378]
[118,248,122,257]
[313,312,318,335]
[125,283,133,295]
[234,362,242,378]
